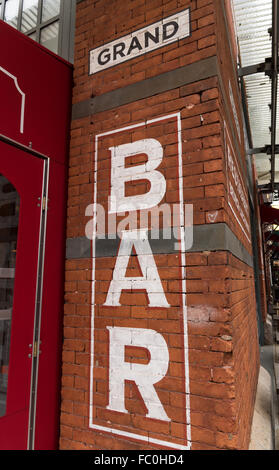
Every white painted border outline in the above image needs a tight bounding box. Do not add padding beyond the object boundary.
[89,112,191,451]
[0,66,26,134]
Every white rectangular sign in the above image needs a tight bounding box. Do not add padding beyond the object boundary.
[89,8,190,75]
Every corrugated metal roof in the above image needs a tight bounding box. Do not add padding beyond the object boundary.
[232,0,279,185]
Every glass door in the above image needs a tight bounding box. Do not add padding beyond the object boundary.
[0,173,20,418]
[0,139,45,450]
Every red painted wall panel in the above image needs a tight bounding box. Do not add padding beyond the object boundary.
[0,19,72,165]
[0,20,72,449]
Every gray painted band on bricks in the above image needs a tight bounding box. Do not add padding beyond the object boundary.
[72,56,218,120]
[66,222,253,267]
[71,53,246,187]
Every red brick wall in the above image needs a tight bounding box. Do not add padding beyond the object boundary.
[73,0,217,99]
[60,0,260,450]
[213,0,260,448]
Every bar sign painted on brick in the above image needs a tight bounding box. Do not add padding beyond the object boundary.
[89,9,191,75]
[89,113,191,450]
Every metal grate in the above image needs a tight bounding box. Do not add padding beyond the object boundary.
[232,0,279,185]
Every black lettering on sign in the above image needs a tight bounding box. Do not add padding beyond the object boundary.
[163,21,179,41]
[113,42,126,61]
[127,36,143,55]
[98,49,111,66]
[144,27,160,48]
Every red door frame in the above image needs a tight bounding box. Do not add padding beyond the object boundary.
[0,133,68,450]
[0,138,46,450]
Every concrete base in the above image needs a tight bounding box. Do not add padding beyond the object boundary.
[249,364,273,450]
[249,313,279,451]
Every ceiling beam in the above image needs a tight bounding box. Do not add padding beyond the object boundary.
[238,59,273,77]
[247,145,279,155]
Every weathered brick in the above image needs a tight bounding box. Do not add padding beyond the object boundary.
[62,0,260,453]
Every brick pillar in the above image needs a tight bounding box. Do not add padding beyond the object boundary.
[61,0,260,450]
